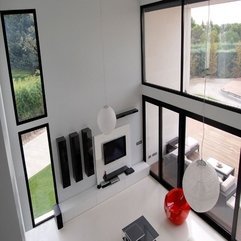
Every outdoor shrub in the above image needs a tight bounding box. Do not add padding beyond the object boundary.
[14,75,44,121]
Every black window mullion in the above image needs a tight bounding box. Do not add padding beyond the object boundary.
[158,106,163,179]
[177,114,186,187]
[231,149,241,240]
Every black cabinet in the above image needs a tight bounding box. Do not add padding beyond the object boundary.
[81,128,94,177]
[56,136,71,188]
[69,132,83,182]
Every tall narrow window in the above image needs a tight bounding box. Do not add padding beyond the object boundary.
[145,101,160,177]
[19,124,57,226]
[1,10,47,124]
[162,108,179,187]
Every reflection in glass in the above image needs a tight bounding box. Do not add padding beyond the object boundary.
[186,117,241,234]
[162,108,179,187]
[146,102,159,177]
[184,0,241,109]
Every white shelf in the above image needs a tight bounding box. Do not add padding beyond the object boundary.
[59,161,150,224]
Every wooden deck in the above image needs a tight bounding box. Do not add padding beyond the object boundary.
[150,118,241,178]
[186,118,241,177]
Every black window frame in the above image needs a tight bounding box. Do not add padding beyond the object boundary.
[141,0,241,115]
[18,123,59,228]
[142,94,241,240]
[1,9,48,125]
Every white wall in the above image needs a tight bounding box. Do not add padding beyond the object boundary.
[0,88,25,240]
[144,6,181,90]
[0,0,142,231]
[94,124,131,184]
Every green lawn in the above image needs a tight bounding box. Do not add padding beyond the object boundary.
[29,164,56,219]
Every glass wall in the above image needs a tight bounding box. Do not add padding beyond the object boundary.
[144,98,180,187]
[145,102,159,177]
[184,0,241,110]
[162,108,179,187]
[142,0,241,239]
[142,1,181,91]
[186,117,241,234]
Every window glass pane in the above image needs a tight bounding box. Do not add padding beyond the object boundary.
[20,126,56,225]
[186,117,241,234]
[184,0,241,110]
[1,11,47,123]
[146,102,159,177]
[143,4,181,90]
[162,108,179,187]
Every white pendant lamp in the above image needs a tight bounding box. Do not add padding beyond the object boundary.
[97,105,116,135]
[182,159,220,213]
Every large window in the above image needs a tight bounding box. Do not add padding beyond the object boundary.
[144,97,181,188]
[142,1,182,91]
[186,117,241,235]
[1,10,47,124]
[142,0,241,112]
[143,96,241,239]
[142,0,241,239]
[184,0,241,110]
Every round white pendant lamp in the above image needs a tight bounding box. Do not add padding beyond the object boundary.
[97,105,116,135]
[182,159,220,213]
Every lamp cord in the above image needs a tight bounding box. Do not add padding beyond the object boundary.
[99,0,108,106]
[200,0,210,163]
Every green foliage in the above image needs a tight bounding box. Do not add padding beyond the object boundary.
[191,49,236,78]
[191,19,241,78]
[13,71,44,122]
[29,164,56,219]
[4,13,39,72]
[232,42,241,78]
[209,38,218,77]
[191,24,207,44]
[190,50,206,77]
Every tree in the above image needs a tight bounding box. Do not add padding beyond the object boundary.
[4,13,39,72]
[191,24,206,45]
[208,30,218,77]
[232,42,241,78]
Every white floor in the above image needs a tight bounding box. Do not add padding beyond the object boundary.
[25,176,226,241]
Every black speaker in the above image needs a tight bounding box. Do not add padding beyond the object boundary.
[56,136,71,188]
[69,132,83,182]
[81,128,94,177]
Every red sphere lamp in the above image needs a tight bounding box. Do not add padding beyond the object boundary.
[164,188,190,225]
